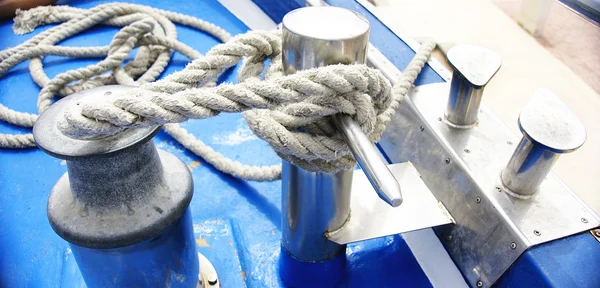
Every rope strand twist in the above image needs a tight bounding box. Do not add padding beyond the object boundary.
[0,3,436,181]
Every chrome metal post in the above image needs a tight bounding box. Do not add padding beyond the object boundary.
[281,163,352,260]
[501,89,586,197]
[445,44,501,128]
[280,6,401,261]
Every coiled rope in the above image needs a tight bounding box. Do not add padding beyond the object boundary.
[0,3,435,181]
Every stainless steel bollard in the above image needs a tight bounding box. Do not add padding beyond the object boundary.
[282,163,352,260]
[280,6,401,261]
[501,89,586,197]
[445,44,501,128]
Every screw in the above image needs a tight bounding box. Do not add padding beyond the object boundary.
[445,157,451,164]
[581,217,589,224]
[476,197,481,203]
[495,186,502,192]
[476,280,483,287]
[464,148,470,153]
[208,274,218,285]
[420,125,425,131]
[534,230,541,236]
[447,235,452,241]
[437,117,442,121]
[510,242,517,249]
[507,141,513,145]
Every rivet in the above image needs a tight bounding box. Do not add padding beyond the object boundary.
[476,197,481,203]
[581,217,588,224]
[437,117,442,121]
[510,242,517,249]
[464,148,470,153]
[507,141,513,145]
[534,230,541,236]
[208,274,218,285]
[495,186,502,192]
[476,280,483,287]
[445,157,451,164]
[419,125,425,131]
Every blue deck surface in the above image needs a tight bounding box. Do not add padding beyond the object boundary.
[0,0,444,287]
[497,232,600,288]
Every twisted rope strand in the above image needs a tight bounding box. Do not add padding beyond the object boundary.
[0,3,435,181]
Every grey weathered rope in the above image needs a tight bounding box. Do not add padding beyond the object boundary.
[0,3,435,181]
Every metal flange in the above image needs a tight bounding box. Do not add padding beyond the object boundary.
[33,85,198,287]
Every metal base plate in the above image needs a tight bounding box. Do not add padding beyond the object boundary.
[327,162,454,244]
[198,253,220,288]
[379,83,600,287]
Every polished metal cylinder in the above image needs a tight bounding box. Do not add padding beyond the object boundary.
[282,163,352,260]
[280,6,370,261]
[444,44,501,128]
[282,7,369,74]
[500,88,586,197]
[501,136,560,196]
[445,72,484,127]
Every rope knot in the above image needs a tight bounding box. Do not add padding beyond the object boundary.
[0,3,435,181]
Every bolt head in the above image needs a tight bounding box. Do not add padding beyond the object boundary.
[476,197,481,203]
[208,274,218,285]
[534,230,541,236]
[476,280,483,287]
[510,242,517,249]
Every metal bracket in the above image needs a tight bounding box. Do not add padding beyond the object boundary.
[326,162,454,245]
[379,83,600,287]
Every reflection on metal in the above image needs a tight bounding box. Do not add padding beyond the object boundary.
[326,162,454,245]
[378,83,600,287]
[281,162,352,261]
[33,86,198,287]
[280,6,404,261]
[591,229,600,243]
[282,6,402,207]
[334,114,403,207]
[198,252,220,288]
[502,89,587,197]
[282,7,369,75]
[445,44,501,128]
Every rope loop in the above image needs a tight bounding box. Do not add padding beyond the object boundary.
[0,3,436,180]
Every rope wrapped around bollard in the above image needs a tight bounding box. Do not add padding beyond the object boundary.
[0,3,435,181]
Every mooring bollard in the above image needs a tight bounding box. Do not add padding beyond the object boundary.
[501,89,586,197]
[279,6,403,287]
[445,44,501,128]
[34,85,200,288]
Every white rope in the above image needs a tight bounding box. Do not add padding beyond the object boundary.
[0,3,435,181]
